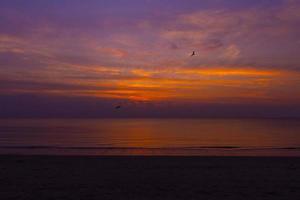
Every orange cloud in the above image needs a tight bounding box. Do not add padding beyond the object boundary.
[80,67,297,102]
[175,68,279,77]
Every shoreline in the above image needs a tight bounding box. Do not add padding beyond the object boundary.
[1,148,300,157]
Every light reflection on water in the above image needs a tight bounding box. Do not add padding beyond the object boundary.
[0,119,300,156]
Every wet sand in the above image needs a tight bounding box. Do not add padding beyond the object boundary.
[0,155,299,199]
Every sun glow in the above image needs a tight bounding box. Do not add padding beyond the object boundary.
[73,67,298,102]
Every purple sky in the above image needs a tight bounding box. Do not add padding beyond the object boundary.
[0,0,300,117]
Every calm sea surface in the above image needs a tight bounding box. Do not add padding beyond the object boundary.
[0,119,300,156]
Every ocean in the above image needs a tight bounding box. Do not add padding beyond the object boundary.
[0,118,299,156]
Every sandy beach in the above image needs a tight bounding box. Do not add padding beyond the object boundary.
[0,155,299,200]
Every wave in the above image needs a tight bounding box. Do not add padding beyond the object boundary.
[0,145,300,151]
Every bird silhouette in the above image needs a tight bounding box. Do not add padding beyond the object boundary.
[191,51,196,56]
[115,105,121,109]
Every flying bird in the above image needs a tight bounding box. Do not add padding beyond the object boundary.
[115,105,121,109]
[191,51,196,56]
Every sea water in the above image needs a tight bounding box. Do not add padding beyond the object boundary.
[0,118,299,156]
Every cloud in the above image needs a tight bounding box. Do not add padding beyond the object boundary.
[159,2,300,67]
[0,0,300,105]
[96,47,128,58]
[200,39,224,51]
[223,45,240,60]
[2,61,299,103]
[0,35,25,52]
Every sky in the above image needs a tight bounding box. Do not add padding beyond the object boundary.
[0,0,300,118]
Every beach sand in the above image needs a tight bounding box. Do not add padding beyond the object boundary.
[0,156,299,199]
